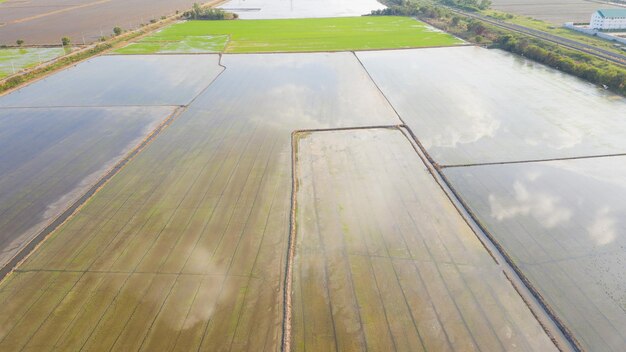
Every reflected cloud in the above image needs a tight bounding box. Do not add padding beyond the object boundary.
[524,125,584,150]
[422,111,500,149]
[488,180,572,228]
[587,206,617,246]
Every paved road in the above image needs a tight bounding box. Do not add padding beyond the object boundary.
[450,8,626,67]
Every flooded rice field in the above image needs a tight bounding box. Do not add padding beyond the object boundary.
[0,52,399,350]
[0,55,223,107]
[220,0,385,19]
[0,106,174,273]
[0,47,67,78]
[0,44,624,351]
[358,47,626,166]
[292,128,557,351]
[490,0,624,24]
[443,158,626,351]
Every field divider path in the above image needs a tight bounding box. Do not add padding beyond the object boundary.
[0,105,188,281]
[439,151,626,169]
[350,50,578,352]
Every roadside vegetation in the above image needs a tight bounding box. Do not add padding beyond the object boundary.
[440,0,491,11]
[372,0,626,95]
[116,16,462,54]
[482,9,626,56]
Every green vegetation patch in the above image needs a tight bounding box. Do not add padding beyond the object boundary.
[116,16,462,54]
[0,47,67,78]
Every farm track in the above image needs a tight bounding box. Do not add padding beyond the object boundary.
[447,8,626,67]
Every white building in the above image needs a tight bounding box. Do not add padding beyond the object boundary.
[590,9,626,30]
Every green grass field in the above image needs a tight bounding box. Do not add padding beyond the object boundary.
[0,47,67,78]
[116,17,463,54]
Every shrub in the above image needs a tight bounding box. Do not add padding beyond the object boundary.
[61,37,71,46]
[183,3,228,20]
[113,27,122,36]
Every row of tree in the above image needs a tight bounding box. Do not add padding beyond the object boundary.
[439,0,491,11]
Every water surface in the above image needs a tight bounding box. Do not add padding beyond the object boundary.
[293,128,557,351]
[0,52,399,350]
[358,47,626,166]
[444,158,626,351]
[0,55,223,107]
[0,106,174,271]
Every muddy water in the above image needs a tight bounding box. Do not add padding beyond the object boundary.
[0,55,224,107]
[358,47,626,166]
[0,52,400,351]
[220,0,385,19]
[0,106,174,273]
[292,128,558,351]
[444,157,626,351]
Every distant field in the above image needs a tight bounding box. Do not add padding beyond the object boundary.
[490,0,624,24]
[116,17,462,54]
[482,9,626,55]
[0,0,219,45]
[0,47,66,78]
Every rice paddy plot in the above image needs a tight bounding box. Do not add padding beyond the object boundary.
[292,128,557,351]
[116,34,229,54]
[116,17,462,54]
[357,47,626,166]
[0,47,66,78]
[0,106,174,273]
[220,0,385,19]
[0,54,223,107]
[0,52,398,350]
[444,157,626,351]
